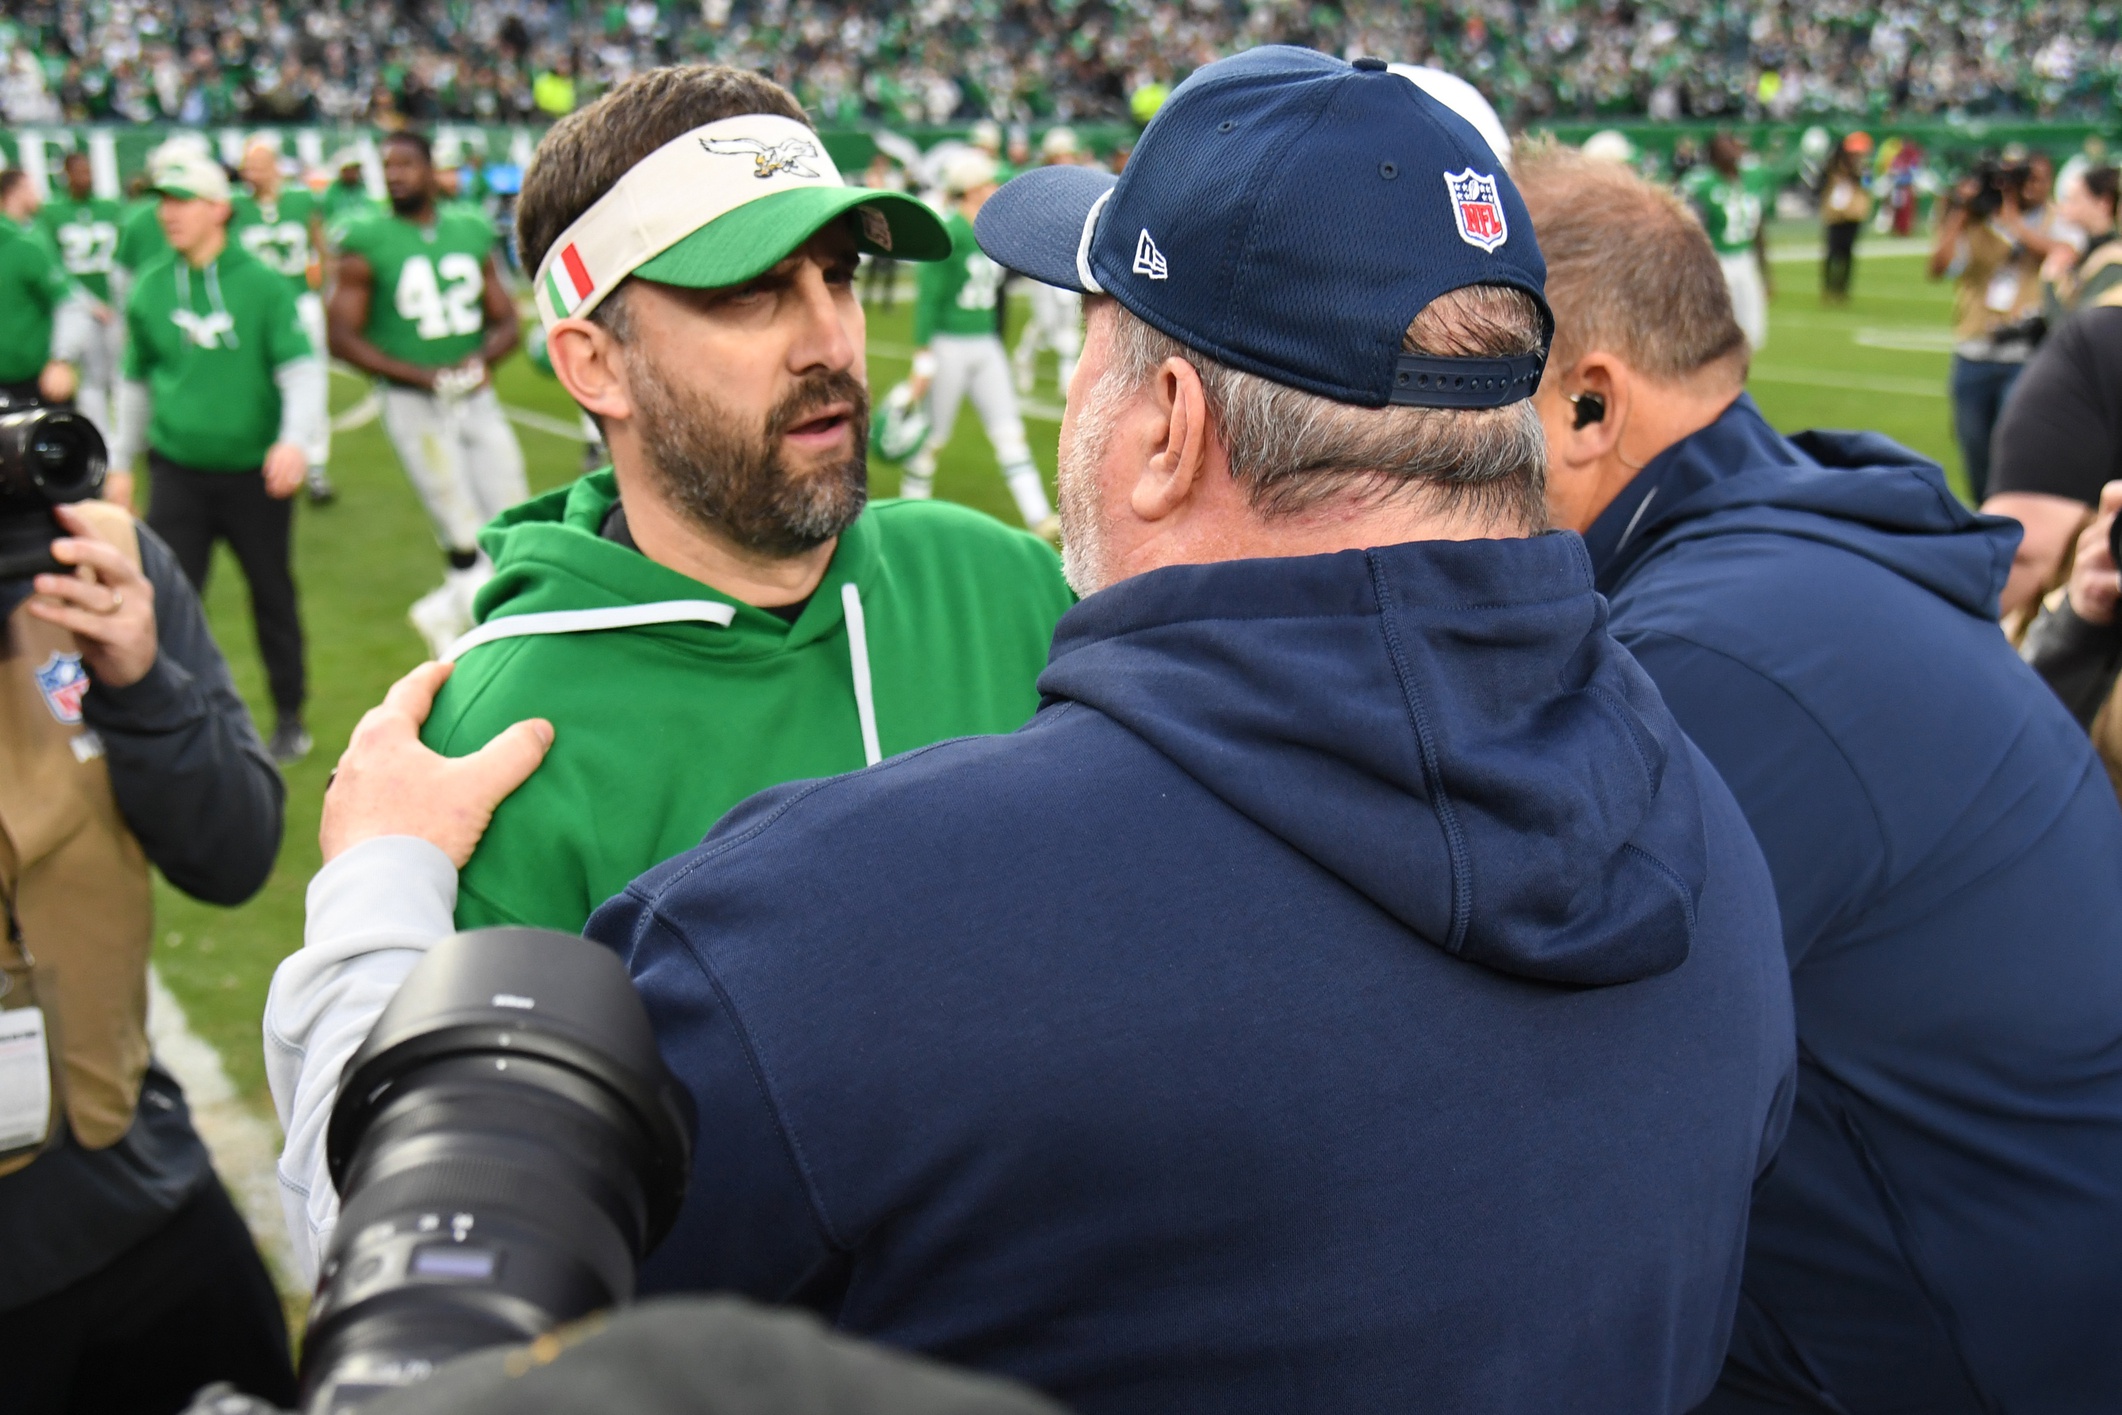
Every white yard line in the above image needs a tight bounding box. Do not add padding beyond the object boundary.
[146,967,305,1301]
[1750,365,1947,398]
[500,403,595,441]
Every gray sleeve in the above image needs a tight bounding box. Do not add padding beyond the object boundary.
[2021,597,2122,729]
[49,294,96,366]
[81,523,285,905]
[109,378,150,473]
[274,357,326,458]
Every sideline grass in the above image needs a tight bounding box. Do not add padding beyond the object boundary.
[153,248,1962,1107]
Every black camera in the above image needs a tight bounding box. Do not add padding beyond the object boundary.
[1961,158,2032,221]
[0,406,108,581]
[298,928,695,1415]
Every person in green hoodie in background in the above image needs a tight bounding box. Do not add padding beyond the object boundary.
[411,65,1074,933]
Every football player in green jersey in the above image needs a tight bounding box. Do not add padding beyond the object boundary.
[1684,134,1773,352]
[0,169,88,409]
[328,129,526,656]
[237,139,335,503]
[37,152,126,438]
[902,150,1057,539]
[319,150,382,250]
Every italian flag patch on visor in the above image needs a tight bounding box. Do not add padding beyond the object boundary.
[545,243,594,318]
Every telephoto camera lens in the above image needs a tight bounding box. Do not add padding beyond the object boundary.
[0,408,108,580]
[299,929,695,1415]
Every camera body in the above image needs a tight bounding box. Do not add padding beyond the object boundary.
[299,928,694,1415]
[0,403,108,581]
[1960,158,2032,221]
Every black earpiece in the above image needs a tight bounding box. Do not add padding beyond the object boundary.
[1569,392,1606,429]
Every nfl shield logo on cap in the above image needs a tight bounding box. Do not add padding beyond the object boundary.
[1445,169,1508,253]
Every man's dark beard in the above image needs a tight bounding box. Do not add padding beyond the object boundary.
[389,191,427,216]
[626,355,871,559]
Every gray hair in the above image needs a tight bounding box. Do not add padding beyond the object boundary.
[1098,286,1551,529]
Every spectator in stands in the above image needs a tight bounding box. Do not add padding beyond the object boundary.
[1522,141,2122,1415]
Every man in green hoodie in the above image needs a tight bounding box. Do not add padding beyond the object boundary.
[414,65,1074,933]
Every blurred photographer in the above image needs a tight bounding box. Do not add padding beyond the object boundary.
[2040,164,2121,318]
[1929,149,2060,503]
[2022,480,2122,794]
[0,475,292,1410]
[1985,302,2122,620]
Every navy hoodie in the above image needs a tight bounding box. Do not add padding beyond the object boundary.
[1588,395,2122,1412]
[591,532,1795,1415]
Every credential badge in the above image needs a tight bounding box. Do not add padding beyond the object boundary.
[1444,168,1508,253]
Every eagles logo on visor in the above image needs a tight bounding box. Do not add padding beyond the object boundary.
[530,114,948,333]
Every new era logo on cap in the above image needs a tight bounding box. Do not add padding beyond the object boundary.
[1133,229,1168,280]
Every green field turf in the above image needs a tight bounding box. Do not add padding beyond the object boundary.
[152,244,1963,1109]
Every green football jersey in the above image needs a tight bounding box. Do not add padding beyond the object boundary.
[232,188,319,297]
[0,220,74,383]
[322,178,380,232]
[913,210,1006,344]
[1686,169,1766,255]
[338,207,495,369]
[38,194,124,303]
[123,242,311,471]
[114,200,169,273]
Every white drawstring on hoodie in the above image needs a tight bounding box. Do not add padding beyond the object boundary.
[267,584,886,1280]
[442,588,883,766]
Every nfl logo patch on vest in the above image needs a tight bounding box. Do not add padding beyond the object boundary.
[1445,168,1509,253]
[36,651,90,725]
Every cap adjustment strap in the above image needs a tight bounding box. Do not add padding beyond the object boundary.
[1388,352,1547,409]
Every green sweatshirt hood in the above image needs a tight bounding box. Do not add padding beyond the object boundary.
[474,468,882,658]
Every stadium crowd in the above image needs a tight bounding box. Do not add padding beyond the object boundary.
[5,0,2122,130]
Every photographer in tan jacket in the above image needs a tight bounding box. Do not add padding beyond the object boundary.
[0,498,292,1413]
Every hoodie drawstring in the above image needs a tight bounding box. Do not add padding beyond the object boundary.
[842,582,882,767]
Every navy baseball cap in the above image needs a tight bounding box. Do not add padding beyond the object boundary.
[975,46,1549,410]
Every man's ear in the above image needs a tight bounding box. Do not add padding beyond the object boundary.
[547,316,633,425]
[1553,354,1629,469]
[1131,356,1212,523]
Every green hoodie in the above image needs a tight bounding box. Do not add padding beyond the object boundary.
[423,472,1075,931]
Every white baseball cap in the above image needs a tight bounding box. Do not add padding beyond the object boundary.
[942,149,1000,196]
[148,148,232,203]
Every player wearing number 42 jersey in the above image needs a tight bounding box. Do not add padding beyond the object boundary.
[329,129,526,657]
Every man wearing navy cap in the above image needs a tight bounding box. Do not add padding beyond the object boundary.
[310,47,1795,1413]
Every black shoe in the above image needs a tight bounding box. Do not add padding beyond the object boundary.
[269,719,313,765]
[306,467,337,504]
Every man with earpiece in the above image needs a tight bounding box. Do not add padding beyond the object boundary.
[1518,143,2122,1414]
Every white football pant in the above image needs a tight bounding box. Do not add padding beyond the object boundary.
[902,332,1052,529]
[295,292,332,468]
[380,384,529,554]
[1012,282,1082,395]
[1719,253,1769,353]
